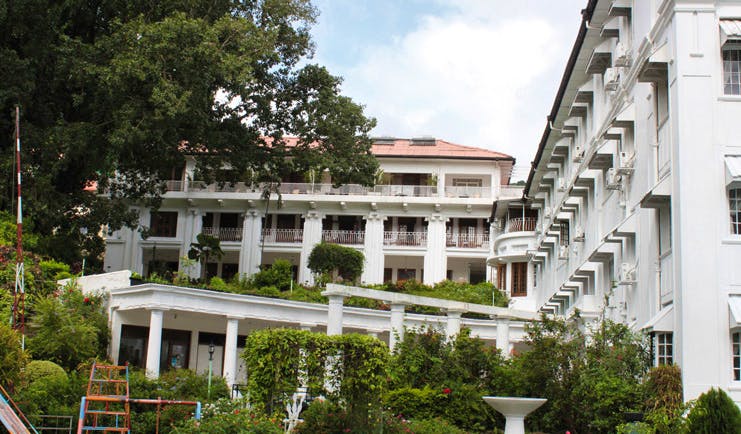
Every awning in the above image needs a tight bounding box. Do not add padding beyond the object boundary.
[726,155,741,186]
[729,296,741,328]
[640,175,671,209]
[720,19,741,46]
[642,305,674,332]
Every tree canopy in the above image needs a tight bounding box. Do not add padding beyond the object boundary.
[0,0,378,268]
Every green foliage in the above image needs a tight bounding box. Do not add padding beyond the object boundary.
[0,0,378,266]
[26,285,110,371]
[0,322,29,388]
[369,279,508,307]
[506,315,650,433]
[243,329,388,428]
[172,412,283,434]
[251,259,294,291]
[405,417,470,434]
[685,388,741,434]
[643,364,685,433]
[307,242,364,284]
[188,233,224,281]
[384,386,446,421]
[617,422,655,434]
[24,360,67,384]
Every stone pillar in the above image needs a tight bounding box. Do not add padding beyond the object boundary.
[327,295,345,336]
[110,309,123,365]
[223,317,240,387]
[496,317,511,358]
[445,309,464,341]
[361,213,386,284]
[238,210,263,278]
[145,309,164,379]
[299,210,323,284]
[423,215,448,284]
[131,208,149,275]
[389,303,406,352]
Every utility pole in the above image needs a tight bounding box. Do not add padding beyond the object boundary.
[11,105,26,349]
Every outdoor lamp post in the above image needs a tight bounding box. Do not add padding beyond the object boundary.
[80,227,88,276]
[207,341,215,399]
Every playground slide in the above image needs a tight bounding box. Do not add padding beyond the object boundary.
[0,393,31,434]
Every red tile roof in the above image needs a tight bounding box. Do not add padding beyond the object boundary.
[370,137,513,160]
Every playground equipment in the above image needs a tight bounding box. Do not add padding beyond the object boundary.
[0,383,37,434]
[77,363,201,434]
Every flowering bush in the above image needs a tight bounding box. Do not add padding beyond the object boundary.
[172,411,283,434]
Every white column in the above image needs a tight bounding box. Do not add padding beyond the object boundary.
[423,215,448,284]
[299,211,323,284]
[389,303,406,352]
[327,295,345,336]
[131,208,148,275]
[182,209,202,279]
[109,309,123,365]
[188,331,199,373]
[361,213,385,284]
[496,317,511,358]
[223,317,240,387]
[238,210,263,278]
[445,309,464,341]
[145,309,164,379]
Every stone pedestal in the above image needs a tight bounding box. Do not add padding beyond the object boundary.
[482,396,547,434]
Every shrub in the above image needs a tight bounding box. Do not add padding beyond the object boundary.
[172,412,283,434]
[307,242,364,284]
[251,259,294,291]
[384,386,445,421]
[685,388,741,434]
[0,322,29,388]
[406,417,470,434]
[25,360,67,384]
[643,364,685,433]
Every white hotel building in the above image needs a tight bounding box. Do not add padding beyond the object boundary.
[95,0,741,404]
[506,0,741,403]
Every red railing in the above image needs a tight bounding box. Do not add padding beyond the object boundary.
[506,217,537,232]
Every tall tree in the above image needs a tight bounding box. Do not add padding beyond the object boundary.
[0,0,378,268]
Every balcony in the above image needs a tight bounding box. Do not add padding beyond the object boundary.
[498,185,525,199]
[444,186,491,198]
[322,230,365,245]
[446,233,490,249]
[383,231,427,247]
[202,227,242,242]
[505,217,537,233]
[261,229,303,243]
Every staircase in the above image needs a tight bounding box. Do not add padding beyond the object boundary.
[76,363,131,434]
[0,384,36,434]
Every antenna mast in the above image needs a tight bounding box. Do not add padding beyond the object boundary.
[12,105,25,349]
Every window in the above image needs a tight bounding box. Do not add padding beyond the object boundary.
[724,42,741,95]
[734,332,741,381]
[150,211,178,237]
[731,188,741,234]
[452,178,483,187]
[655,332,673,366]
[511,262,528,297]
[397,268,416,282]
[496,264,507,291]
[559,220,570,247]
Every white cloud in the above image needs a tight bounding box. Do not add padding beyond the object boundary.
[318,2,584,178]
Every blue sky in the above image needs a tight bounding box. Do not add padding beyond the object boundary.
[309,0,587,179]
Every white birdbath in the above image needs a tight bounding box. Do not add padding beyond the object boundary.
[482,396,547,434]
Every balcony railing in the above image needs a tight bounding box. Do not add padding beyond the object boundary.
[499,185,525,198]
[202,226,243,242]
[505,217,537,233]
[261,228,303,243]
[444,186,491,198]
[383,231,427,247]
[322,230,365,245]
[446,232,490,248]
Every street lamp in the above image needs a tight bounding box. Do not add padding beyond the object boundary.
[80,227,88,276]
[207,341,215,399]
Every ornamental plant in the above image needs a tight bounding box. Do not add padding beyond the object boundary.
[307,242,364,284]
[685,388,741,433]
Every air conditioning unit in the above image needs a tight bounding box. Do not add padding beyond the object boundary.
[573,225,585,242]
[604,67,620,92]
[558,244,569,259]
[616,151,635,175]
[572,146,585,163]
[606,168,622,190]
[619,262,637,284]
[614,42,632,67]
[557,177,567,192]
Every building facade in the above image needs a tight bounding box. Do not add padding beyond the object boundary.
[103,137,522,287]
[497,0,741,403]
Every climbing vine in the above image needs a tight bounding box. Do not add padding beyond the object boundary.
[242,329,388,424]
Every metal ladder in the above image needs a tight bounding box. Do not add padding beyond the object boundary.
[76,363,130,434]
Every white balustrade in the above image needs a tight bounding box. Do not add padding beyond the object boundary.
[383,231,427,247]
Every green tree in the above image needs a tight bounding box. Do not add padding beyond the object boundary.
[307,242,364,284]
[0,0,378,268]
[188,233,224,281]
[685,388,741,434]
[0,322,28,389]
